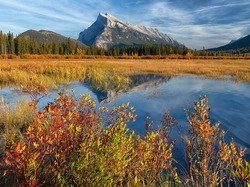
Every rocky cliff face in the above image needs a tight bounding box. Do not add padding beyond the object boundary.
[78,13,182,49]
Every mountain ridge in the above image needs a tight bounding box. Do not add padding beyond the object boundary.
[78,13,183,49]
[208,34,250,51]
[19,30,86,47]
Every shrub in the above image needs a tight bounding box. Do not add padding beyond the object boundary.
[232,158,250,187]
[127,112,179,186]
[2,82,248,186]
[3,79,180,186]
[182,96,246,187]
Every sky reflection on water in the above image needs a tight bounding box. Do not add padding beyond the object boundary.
[1,75,250,161]
[101,75,250,163]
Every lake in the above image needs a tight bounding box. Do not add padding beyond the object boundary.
[1,75,250,163]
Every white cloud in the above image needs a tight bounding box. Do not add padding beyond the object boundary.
[0,0,90,24]
[132,1,250,49]
[0,0,108,37]
[194,1,250,13]
[147,1,193,25]
[157,23,249,49]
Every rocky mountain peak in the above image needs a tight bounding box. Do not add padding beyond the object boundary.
[98,13,119,22]
[78,13,182,49]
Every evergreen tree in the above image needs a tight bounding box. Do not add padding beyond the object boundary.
[7,32,15,54]
[66,38,74,54]
[0,31,7,54]
[29,38,40,54]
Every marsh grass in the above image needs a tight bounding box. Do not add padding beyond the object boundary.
[1,59,250,89]
[0,97,34,152]
[85,67,130,91]
[0,60,133,91]
[0,60,88,89]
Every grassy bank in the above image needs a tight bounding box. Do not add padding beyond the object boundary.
[0,59,250,89]
[0,97,34,153]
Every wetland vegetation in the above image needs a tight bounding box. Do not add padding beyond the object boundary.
[0,58,250,186]
[0,59,250,89]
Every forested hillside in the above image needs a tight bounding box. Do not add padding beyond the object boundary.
[0,30,190,56]
[0,31,85,55]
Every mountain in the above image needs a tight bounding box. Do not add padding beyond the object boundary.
[78,13,182,49]
[208,34,250,51]
[20,30,86,47]
[227,39,238,45]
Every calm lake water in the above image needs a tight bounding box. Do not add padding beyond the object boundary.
[1,75,250,163]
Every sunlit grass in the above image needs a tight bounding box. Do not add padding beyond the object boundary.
[0,59,250,90]
[0,60,87,89]
[0,97,34,151]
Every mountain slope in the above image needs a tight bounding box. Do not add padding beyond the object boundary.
[20,30,86,47]
[78,13,182,49]
[209,34,250,51]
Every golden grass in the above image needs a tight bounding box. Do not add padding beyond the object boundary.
[0,59,250,88]
[101,59,250,78]
[0,59,87,88]
[0,97,34,151]
[58,59,250,83]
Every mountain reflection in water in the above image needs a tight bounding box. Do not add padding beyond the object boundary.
[84,75,250,162]
[1,75,250,161]
[84,74,171,104]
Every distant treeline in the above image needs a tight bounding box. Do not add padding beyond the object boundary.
[0,30,249,58]
[212,47,250,55]
[0,31,84,56]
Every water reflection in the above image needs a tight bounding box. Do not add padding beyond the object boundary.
[84,74,171,103]
[84,75,250,160]
[1,75,250,161]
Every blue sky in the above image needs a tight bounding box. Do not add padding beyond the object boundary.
[0,0,250,49]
